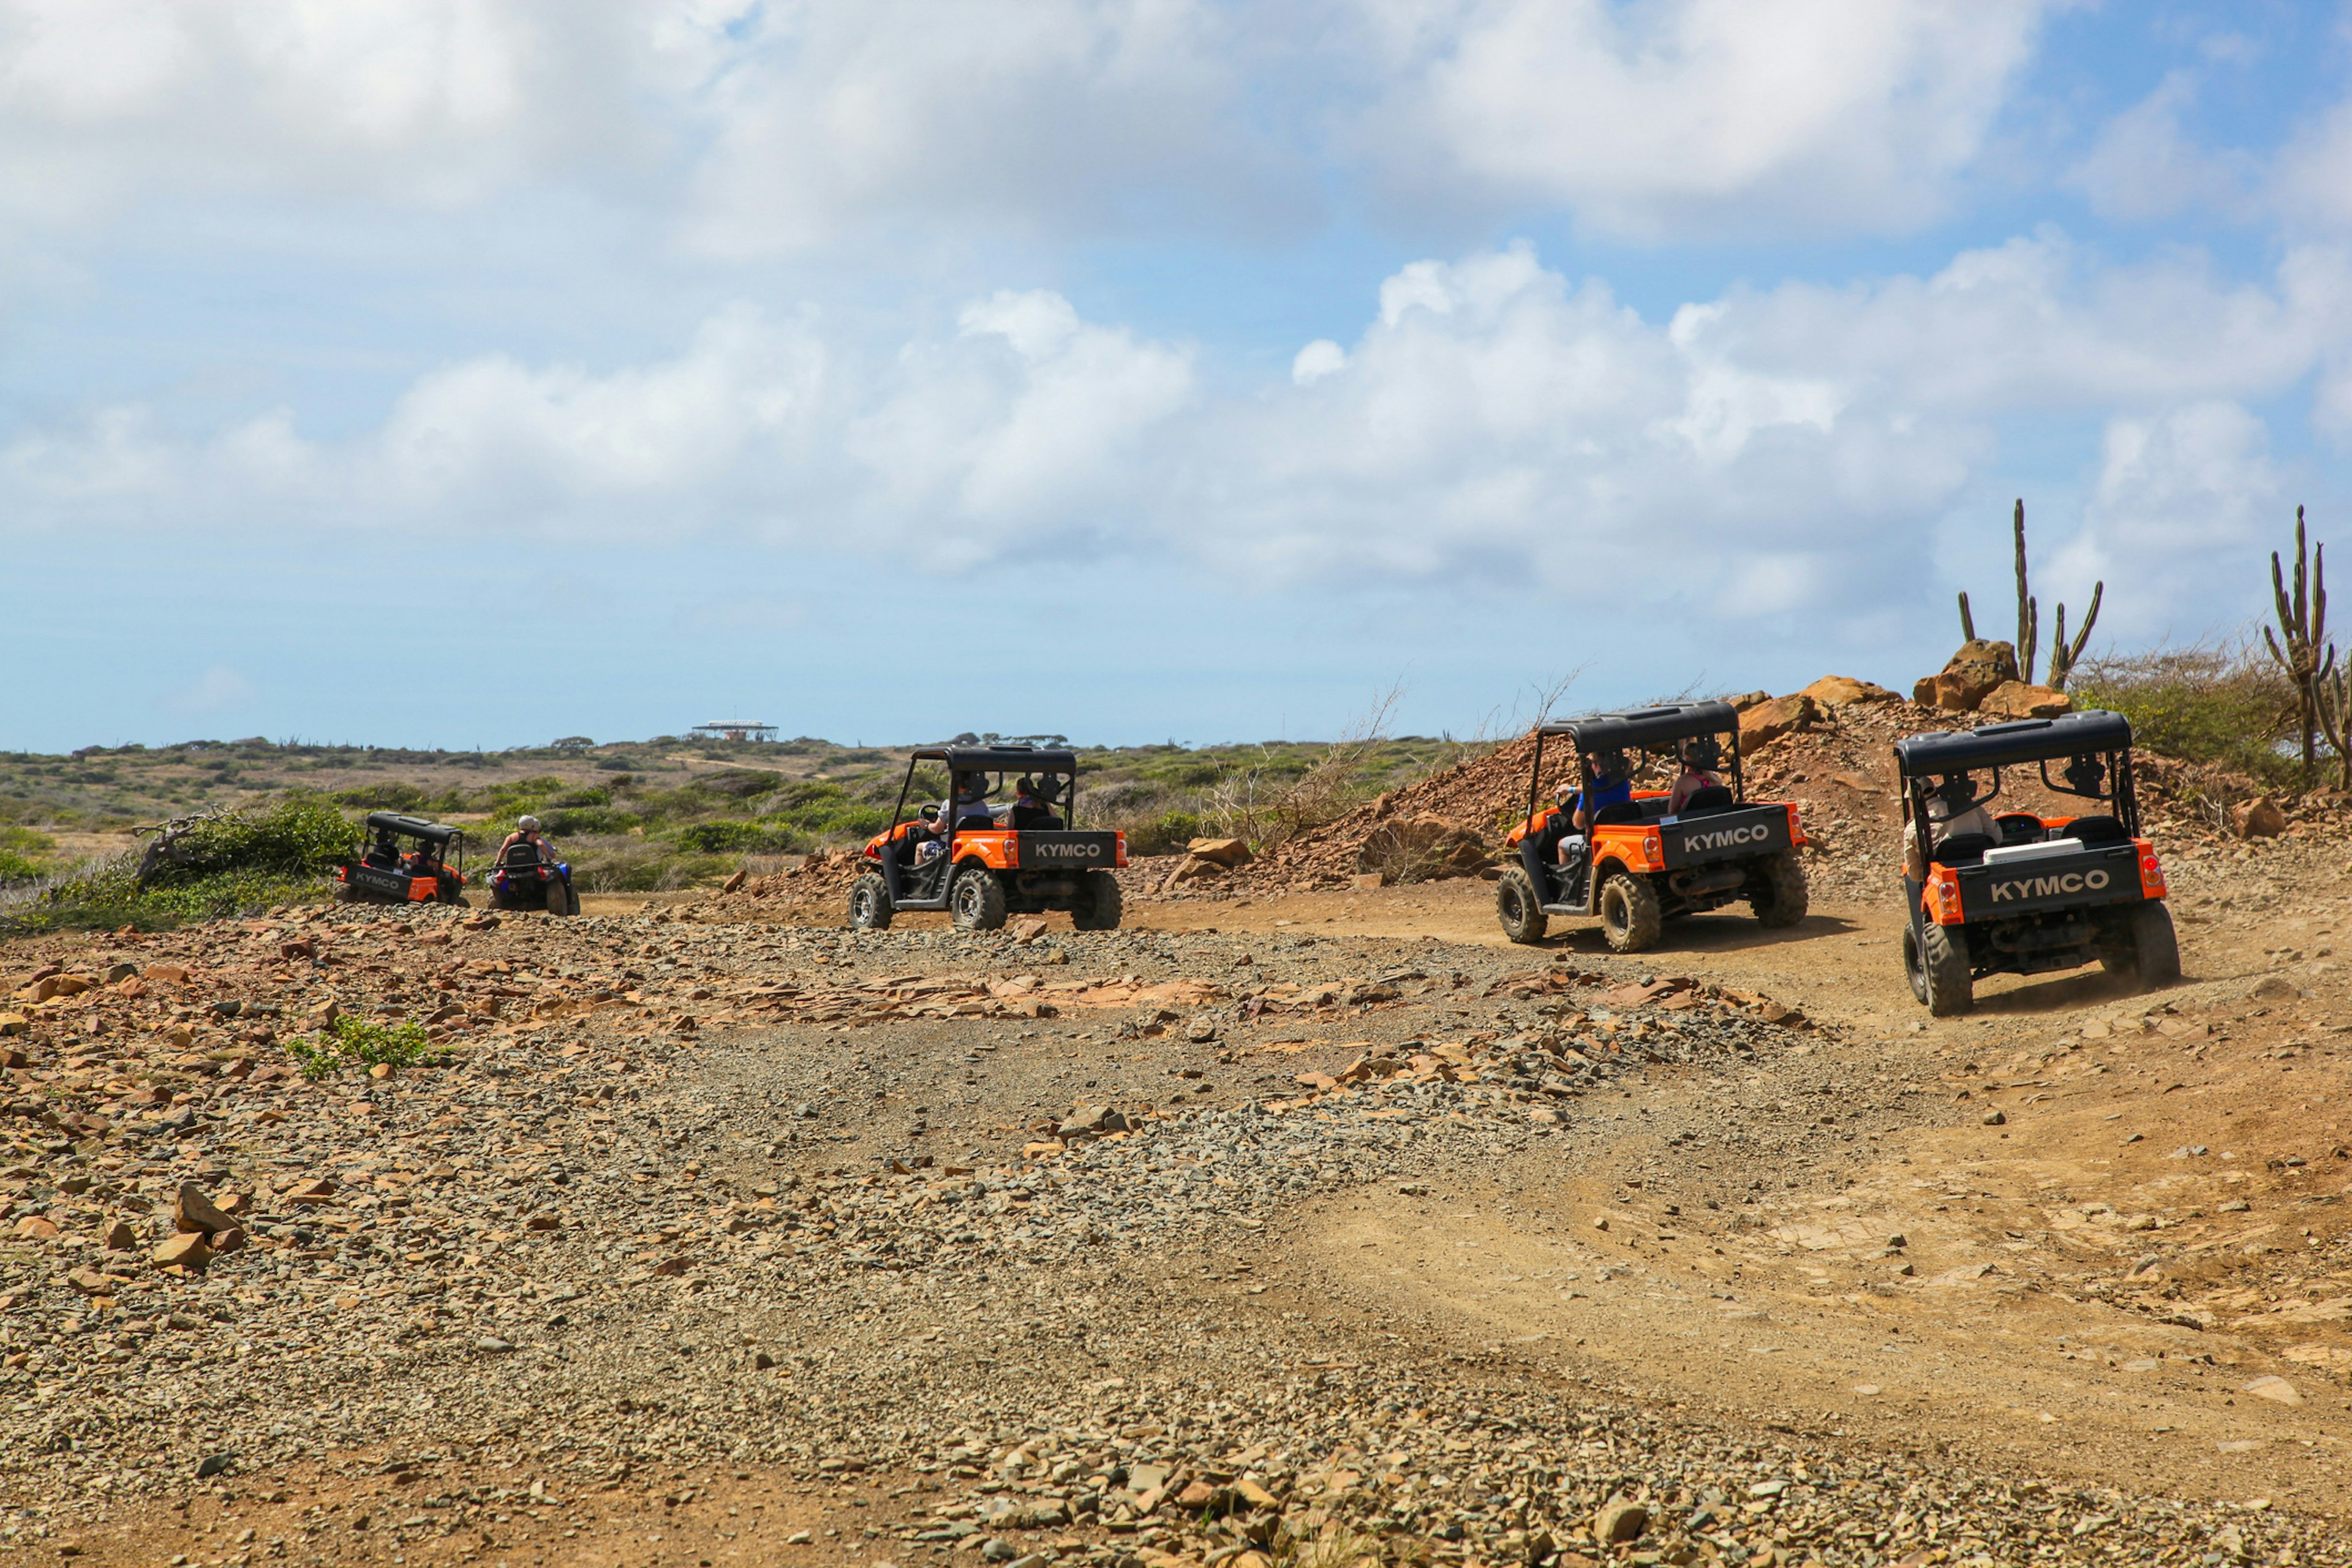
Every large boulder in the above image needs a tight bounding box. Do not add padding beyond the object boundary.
[1186,837,1253,869]
[1799,675,1899,708]
[1914,641,2020,712]
[1738,693,1819,753]
[1977,681,2071,720]
[2231,796,2287,840]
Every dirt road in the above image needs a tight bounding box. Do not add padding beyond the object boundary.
[4,839,2349,1566]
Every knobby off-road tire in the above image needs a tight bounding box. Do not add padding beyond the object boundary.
[1747,850,1809,929]
[951,866,1009,931]
[1495,867,1548,945]
[2127,900,2181,989]
[1910,921,1972,1016]
[1070,869,1123,931]
[550,880,579,917]
[848,872,894,930]
[1598,872,1662,954]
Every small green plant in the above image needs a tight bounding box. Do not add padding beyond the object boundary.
[285,1014,431,1079]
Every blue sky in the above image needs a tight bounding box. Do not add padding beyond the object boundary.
[7,0,2352,753]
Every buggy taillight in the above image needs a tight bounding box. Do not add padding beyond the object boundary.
[2138,845,2166,899]
[1642,829,1661,864]
[1926,865,1964,924]
[1785,804,1806,845]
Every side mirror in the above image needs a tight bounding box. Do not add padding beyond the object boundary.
[921,805,940,822]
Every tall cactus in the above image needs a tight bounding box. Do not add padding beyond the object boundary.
[2013,499,2038,684]
[1956,591,1975,643]
[1986,499,2103,690]
[2264,505,2336,788]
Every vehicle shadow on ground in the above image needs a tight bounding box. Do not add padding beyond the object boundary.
[1541,911,1861,957]
[1967,967,2161,1015]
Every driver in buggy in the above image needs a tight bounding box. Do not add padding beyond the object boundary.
[1538,748,1634,892]
[1902,772,1998,880]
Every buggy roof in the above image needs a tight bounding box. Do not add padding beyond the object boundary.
[1537,700,1739,752]
[911,745,1079,773]
[1893,709,2133,777]
[363,812,463,845]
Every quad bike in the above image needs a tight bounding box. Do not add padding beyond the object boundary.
[334,812,469,907]
[850,743,1126,932]
[1896,709,2176,1017]
[1497,701,1809,953]
[488,838,579,916]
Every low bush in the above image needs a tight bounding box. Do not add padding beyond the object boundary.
[2071,644,2301,788]
[674,820,800,854]
[286,1014,432,1079]
[1124,809,1203,857]
[538,805,642,837]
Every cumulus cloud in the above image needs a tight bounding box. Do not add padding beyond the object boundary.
[2056,402,2291,643]
[0,0,685,222]
[6,235,2348,641]
[1353,0,2048,239]
[2066,72,2255,223]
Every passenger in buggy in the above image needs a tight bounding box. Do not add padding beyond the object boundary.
[1902,772,1998,878]
[1009,777,1063,831]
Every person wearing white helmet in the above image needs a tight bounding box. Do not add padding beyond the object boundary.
[499,814,558,864]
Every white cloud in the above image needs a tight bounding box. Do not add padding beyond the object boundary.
[6,233,2348,643]
[681,0,1303,255]
[2066,72,2255,222]
[1354,0,2048,239]
[0,0,687,222]
[2057,402,2290,643]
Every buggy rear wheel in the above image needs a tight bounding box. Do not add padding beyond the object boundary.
[1747,851,1809,928]
[2126,901,2180,989]
[1070,869,1122,931]
[1597,872,1662,954]
[950,865,1009,931]
[1913,921,1972,1016]
[1495,867,1548,944]
[549,880,579,916]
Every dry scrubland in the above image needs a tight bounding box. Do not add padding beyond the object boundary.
[4,681,2352,1567]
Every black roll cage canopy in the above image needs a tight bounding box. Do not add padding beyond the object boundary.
[885,743,1083,840]
[1523,701,1746,828]
[360,811,466,874]
[1891,710,2140,839]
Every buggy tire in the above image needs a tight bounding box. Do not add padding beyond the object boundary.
[1598,873,1662,954]
[1901,924,1931,1006]
[437,889,470,909]
[1747,851,1809,928]
[1071,869,1123,931]
[848,872,894,931]
[950,865,1009,932]
[1495,867,1548,944]
[550,881,579,917]
[488,887,519,912]
[1916,921,1973,1016]
[2127,901,2181,989]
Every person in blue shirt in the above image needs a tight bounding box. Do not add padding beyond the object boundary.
[1554,748,1634,871]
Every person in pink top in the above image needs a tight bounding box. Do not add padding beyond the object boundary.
[1666,736,1724,814]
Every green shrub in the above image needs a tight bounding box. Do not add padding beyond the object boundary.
[286,1014,432,1079]
[332,782,428,811]
[2071,644,2300,786]
[674,820,799,854]
[538,805,641,836]
[1125,809,1203,857]
[0,850,42,881]
[146,796,353,885]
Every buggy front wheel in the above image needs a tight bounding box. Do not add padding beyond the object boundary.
[1597,873,1662,954]
[1495,867,1548,945]
[848,872,894,930]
